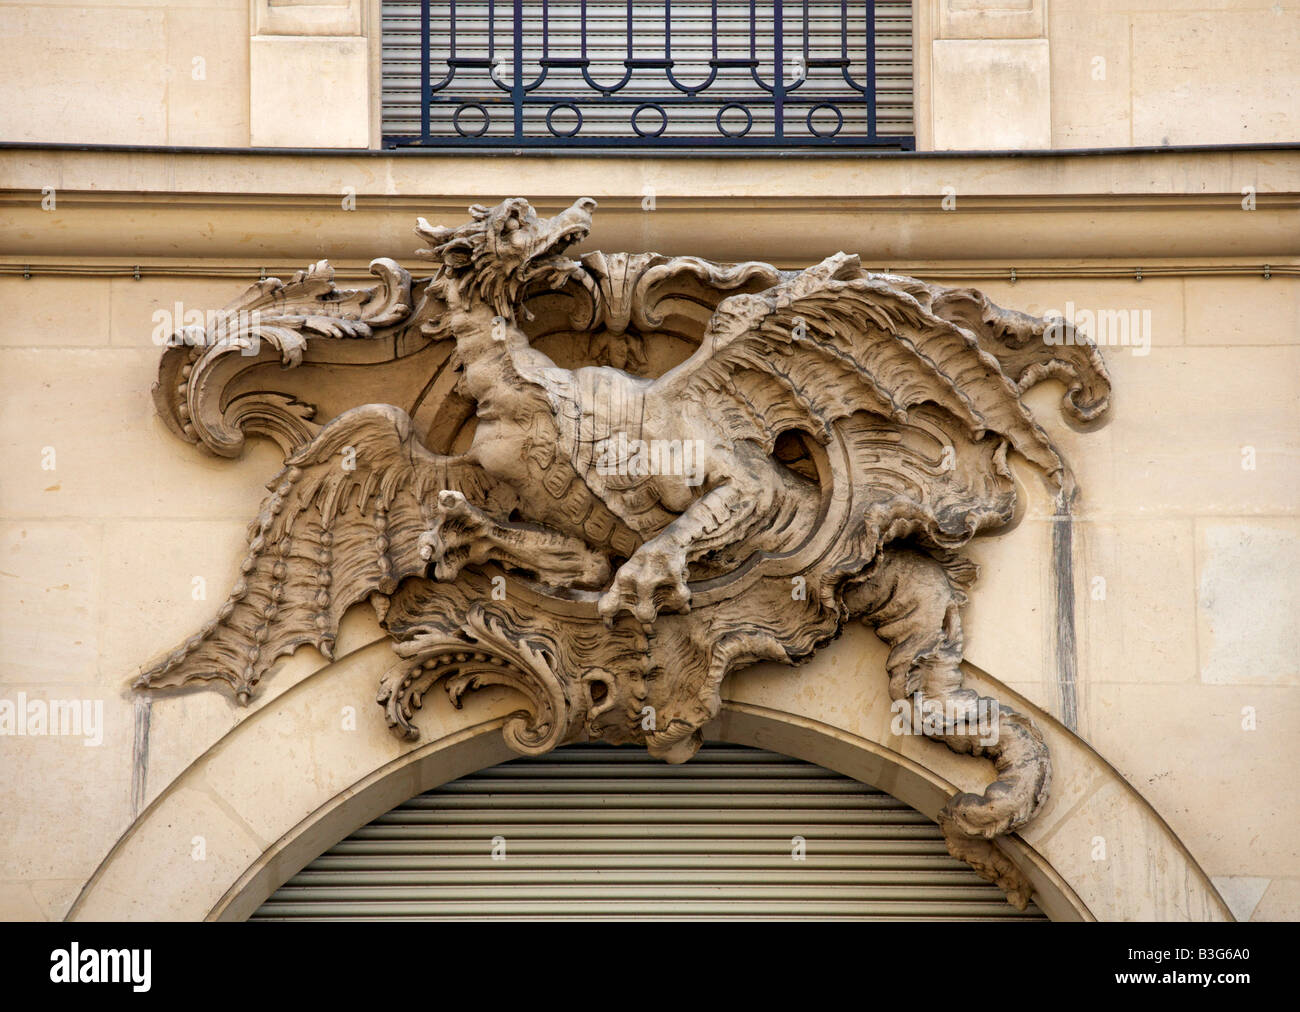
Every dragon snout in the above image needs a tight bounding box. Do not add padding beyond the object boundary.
[556,197,596,234]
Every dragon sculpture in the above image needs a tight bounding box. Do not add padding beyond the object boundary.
[136,197,1111,907]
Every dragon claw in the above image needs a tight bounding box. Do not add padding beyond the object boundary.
[597,543,691,627]
[420,491,480,581]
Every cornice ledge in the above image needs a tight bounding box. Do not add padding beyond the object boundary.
[2,143,1298,203]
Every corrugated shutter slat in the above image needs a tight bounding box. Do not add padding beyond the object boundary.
[253,744,1047,921]
[381,1,914,145]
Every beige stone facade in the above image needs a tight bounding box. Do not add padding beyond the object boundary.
[4,0,1298,149]
[1,2,1297,921]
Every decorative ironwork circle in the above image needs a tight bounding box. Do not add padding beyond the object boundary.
[545,103,583,138]
[631,103,669,139]
[716,103,753,139]
[806,103,844,139]
[452,103,490,138]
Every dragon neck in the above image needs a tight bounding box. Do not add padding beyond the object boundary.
[448,298,553,420]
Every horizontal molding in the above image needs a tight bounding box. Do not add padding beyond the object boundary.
[4,143,1297,197]
[5,191,1298,213]
[2,146,1297,261]
[1,261,1295,282]
[5,140,1298,158]
[4,205,1295,261]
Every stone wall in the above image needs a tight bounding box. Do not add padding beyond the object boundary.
[2,0,1298,150]
[0,147,1296,921]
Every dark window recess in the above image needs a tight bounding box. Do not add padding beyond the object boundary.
[381,1,914,149]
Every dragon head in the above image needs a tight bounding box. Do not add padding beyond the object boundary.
[579,652,714,765]
[416,197,597,317]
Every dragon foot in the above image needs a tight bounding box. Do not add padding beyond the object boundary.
[597,539,691,626]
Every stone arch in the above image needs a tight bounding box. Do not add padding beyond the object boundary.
[68,629,1232,922]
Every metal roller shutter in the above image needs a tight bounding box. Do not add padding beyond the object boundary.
[380,1,914,146]
[253,744,1048,920]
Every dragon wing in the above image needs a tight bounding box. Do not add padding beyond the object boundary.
[135,403,499,702]
[655,252,1106,490]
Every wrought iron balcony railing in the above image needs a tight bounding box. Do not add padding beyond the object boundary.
[381,1,914,149]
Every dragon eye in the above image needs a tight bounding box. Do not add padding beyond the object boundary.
[502,218,520,233]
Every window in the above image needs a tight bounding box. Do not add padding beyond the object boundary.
[381,1,914,149]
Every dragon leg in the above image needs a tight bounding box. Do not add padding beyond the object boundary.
[420,490,610,590]
[598,442,791,626]
[843,546,1050,909]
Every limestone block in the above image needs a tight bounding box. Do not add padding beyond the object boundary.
[1252,877,1300,921]
[21,880,82,921]
[1030,778,1228,920]
[250,36,370,148]
[0,523,100,683]
[0,278,112,348]
[1014,746,1105,854]
[1210,875,1271,921]
[254,0,364,37]
[18,0,245,7]
[961,516,1054,701]
[0,687,135,887]
[0,7,167,144]
[1074,518,1200,686]
[1196,518,1300,687]
[109,277,256,349]
[70,783,267,921]
[1046,11,1132,147]
[135,692,237,814]
[1130,11,1300,146]
[0,348,284,520]
[1052,0,1281,10]
[1185,277,1300,347]
[1048,347,1300,519]
[0,882,44,921]
[164,7,250,146]
[940,0,1045,41]
[931,39,1052,150]
[1081,683,1300,880]
[100,520,253,690]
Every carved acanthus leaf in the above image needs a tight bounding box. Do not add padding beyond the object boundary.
[152,258,414,457]
[385,604,572,754]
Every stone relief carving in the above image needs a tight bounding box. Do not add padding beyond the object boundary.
[135,198,1111,907]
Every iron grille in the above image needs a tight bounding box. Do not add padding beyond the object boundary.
[382,1,915,149]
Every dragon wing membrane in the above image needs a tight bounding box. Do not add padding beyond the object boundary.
[657,252,1077,489]
[134,404,497,702]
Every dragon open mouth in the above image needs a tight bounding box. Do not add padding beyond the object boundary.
[528,225,590,275]
[547,227,588,255]
[524,198,597,278]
